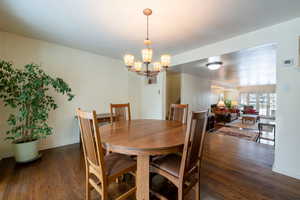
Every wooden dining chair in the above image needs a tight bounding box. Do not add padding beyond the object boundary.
[110,103,131,123]
[76,108,136,200]
[168,104,189,124]
[150,111,208,200]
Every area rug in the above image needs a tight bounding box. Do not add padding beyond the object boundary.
[214,126,259,142]
[226,119,258,129]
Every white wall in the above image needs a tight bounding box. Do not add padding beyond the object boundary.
[140,73,165,119]
[0,31,132,158]
[172,18,300,179]
[181,73,212,111]
[128,73,142,119]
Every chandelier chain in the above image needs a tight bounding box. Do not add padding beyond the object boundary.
[146,16,149,41]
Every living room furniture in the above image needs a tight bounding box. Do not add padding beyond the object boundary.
[243,105,259,115]
[215,111,238,123]
[168,104,188,124]
[76,109,137,200]
[206,114,215,131]
[99,119,187,200]
[211,104,239,124]
[110,103,131,123]
[242,114,258,124]
[150,111,208,200]
[258,119,276,146]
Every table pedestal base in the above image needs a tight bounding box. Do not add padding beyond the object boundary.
[136,155,150,200]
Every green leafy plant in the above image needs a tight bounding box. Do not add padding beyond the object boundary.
[0,60,74,143]
[224,99,232,109]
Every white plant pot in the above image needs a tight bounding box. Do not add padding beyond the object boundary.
[13,140,40,163]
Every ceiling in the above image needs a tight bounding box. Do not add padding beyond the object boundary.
[0,0,300,61]
[171,44,277,87]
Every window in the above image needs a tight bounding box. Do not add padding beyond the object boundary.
[269,93,276,116]
[239,92,276,117]
[259,93,268,116]
[248,93,257,110]
[240,93,248,105]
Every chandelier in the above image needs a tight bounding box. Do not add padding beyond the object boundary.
[123,8,171,78]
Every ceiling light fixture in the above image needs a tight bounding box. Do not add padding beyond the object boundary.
[207,56,223,70]
[123,8,171,78]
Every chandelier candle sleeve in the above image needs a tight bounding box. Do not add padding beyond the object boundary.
[124,54,134,67]
[153,62,161,71]
[134,61,142,72]
[161,54,171,67]
[142,48,153,63]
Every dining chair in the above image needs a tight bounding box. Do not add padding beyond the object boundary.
[76,108,136,200]
[110,103,131,123]
[150,111,208,200]
[168,104,189,124]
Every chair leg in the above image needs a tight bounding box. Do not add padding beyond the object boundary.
[85,179,91,200]
[195,182,200,200]
[178,186,184,200]
[102,189,108,200]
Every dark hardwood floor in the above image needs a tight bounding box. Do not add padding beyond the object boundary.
[1,134,300,200]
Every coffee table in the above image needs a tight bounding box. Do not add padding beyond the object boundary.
[242,114,258,124]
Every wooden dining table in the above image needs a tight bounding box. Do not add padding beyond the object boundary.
[99,119,186,200]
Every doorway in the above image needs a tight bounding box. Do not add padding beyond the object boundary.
[165,71,181,119]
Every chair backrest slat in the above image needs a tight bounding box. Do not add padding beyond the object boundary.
[110,103,131,123]
[76,109,106,177]
[169,104,188,124]
[179,111,208,178]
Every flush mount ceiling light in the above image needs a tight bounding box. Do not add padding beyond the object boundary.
[207,56,223,70]
[123,8,171,78]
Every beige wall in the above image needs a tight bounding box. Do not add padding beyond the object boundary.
[0,31,132,158]
[238,84,276,93]
[224,90,239,101]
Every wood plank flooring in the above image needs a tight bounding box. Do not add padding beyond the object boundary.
[1,134,300,200]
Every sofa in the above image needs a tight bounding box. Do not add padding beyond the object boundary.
[211,104,239,123]
[242,105,259,115]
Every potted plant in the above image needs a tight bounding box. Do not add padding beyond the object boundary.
[0,60,74,162]
[224,99,232,109]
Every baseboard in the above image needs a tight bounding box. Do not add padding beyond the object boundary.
[273,165,300,180]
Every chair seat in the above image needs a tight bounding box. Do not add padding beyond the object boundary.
[105,153,136,177]
[151,154,181,178]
